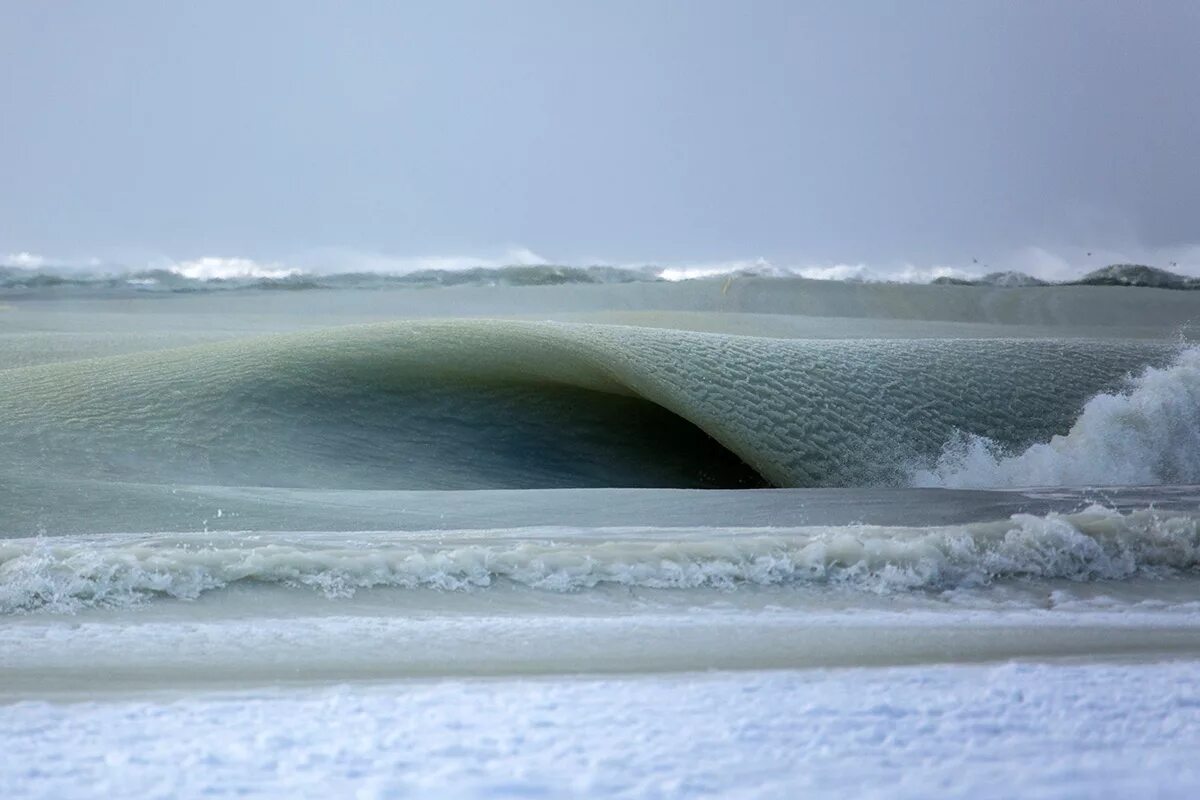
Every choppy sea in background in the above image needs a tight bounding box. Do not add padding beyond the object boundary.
[4,264,1200,797]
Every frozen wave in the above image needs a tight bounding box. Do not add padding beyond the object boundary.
[4,505,1198,613]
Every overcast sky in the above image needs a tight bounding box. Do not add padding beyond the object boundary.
[2,1,1198,274]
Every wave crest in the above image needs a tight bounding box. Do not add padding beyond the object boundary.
[3,507,1198,612]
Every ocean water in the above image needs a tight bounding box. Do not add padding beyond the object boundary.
[4,272,1200,796]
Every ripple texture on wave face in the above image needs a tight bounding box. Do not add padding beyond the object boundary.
[0,321,1175,493]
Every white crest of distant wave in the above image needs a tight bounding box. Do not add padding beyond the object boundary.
[3,251,45,268]
[655,260,972,283]
[794,263,972,283]
[914,347,1200,488]
[165,249,550,279]
[655,258,779,281]
[170,256,298,280]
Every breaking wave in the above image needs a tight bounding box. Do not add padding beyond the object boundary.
[4,507,1199,612]
[915,348,1200,488]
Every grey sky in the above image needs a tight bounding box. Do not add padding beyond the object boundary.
[2,1,1198,272]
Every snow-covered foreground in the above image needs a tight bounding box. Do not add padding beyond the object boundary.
[3,660,1199,799]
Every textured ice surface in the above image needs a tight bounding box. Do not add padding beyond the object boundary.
[4,661,1200,799]
[0,320,1173,495]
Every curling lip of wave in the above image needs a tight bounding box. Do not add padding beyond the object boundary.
[3,507,1199,612]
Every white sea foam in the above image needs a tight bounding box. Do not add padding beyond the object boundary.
[3,507,1197,613]
[168,256,298,281]
[2,251,46,268]
[915,347,1200,488]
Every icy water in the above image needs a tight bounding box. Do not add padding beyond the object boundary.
[4,274,1200,796]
